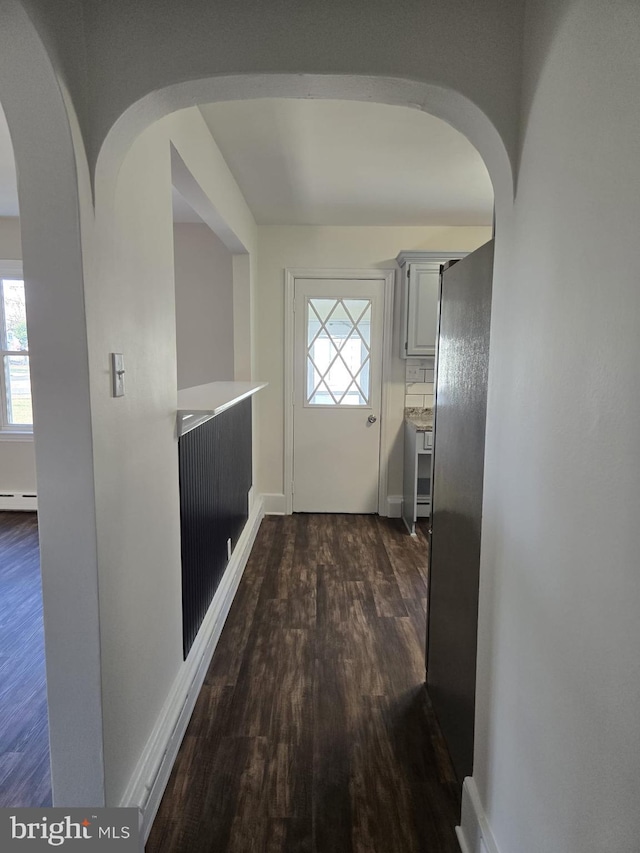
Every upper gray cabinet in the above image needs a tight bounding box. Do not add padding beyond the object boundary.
[397,251,467,358]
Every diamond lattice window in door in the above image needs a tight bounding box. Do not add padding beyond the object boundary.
[306,298,372,406]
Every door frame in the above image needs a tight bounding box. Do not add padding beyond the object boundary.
[284,267,395,516]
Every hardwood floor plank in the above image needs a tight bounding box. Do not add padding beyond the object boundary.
[205,535,272,688]
[147,514,460,853]
[377,516,429,597]
[380,685,460,851]
[312,653,353,853]
[0,511,51,808]
[369,578,409,618]
[350,695,419,853]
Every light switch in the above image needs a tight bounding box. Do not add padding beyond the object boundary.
[406,365,423,382]
[111,353,125,397]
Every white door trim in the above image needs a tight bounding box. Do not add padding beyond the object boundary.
[284,267,395,516]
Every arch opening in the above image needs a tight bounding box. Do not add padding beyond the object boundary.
[0,29,514,812]
[94,74,514,223]
[0,0,105,808]
[90,74,505,817]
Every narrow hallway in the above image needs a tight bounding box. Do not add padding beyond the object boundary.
[147,514,460,852]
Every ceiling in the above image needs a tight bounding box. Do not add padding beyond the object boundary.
[0,98,494,227]
[199,99,493,227]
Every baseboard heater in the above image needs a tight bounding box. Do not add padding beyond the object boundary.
[178,397,252,659]
[0,491,37,511]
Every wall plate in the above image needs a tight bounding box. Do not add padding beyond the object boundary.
[111,353,125,397]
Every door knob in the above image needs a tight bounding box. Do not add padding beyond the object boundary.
[367,415,377,424]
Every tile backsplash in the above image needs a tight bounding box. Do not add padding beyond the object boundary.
[405,357,435,409]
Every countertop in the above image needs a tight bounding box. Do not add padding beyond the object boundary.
[177,381,267,436]
[404,406,433,432]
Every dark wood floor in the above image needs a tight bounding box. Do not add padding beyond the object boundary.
[147,514,460,853]
[0,511,51,807]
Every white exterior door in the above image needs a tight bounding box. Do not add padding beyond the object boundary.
[292,277,384,513]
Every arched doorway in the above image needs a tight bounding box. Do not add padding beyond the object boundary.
[1,5,513,811]
[0,0,104,808]
[90,75,512,823]
[95,75,513,215]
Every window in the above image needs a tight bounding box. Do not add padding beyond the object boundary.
[0,264,32,431]
[306,297,372,406]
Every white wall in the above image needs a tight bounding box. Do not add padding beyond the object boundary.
[472,1,640,851]
[14,4,640,846]
[88,115,183,809]
[88,106,256,805]
[0,215,20,255]
[173,222,234,389]
[0,3,106,804]
[78,0,524,176]
[0,216,37,492]
[255,226,491,502]
[1,440,36,492]
[168,111,258,384]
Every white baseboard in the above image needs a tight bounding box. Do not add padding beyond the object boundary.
[456,826,474,853]
[456,777,500,853]
[386,495,403,518]
[264,493,404,518]
[263,492,286,515]
[120,494,265,841]
[0,491,37,511]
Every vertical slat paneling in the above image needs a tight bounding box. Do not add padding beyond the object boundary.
[178,398,252,658]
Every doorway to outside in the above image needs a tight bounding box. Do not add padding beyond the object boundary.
[285,269,395,515]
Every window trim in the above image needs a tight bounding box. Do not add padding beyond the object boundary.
[0,260,33,437]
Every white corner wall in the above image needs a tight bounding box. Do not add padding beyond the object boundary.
[89,115,183,809]
[0,215,21,256]
[173,222,234,389]
[470,2,640,852]
[255,225,491,503]
[88,106,256,806]
[0,216,37,492]
[76,0,524,182]
[0,440,36,492]
[0,1,106,804]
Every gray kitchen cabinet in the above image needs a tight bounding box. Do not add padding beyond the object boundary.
[397,251,467,358]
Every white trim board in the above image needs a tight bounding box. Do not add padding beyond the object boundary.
[0,491,37,511]
[121,494,265,841]
[0,431,34,442]
[284,267,396,517]
[386,495,403,518]
[263,493,286,515]
[456,777,501,853]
